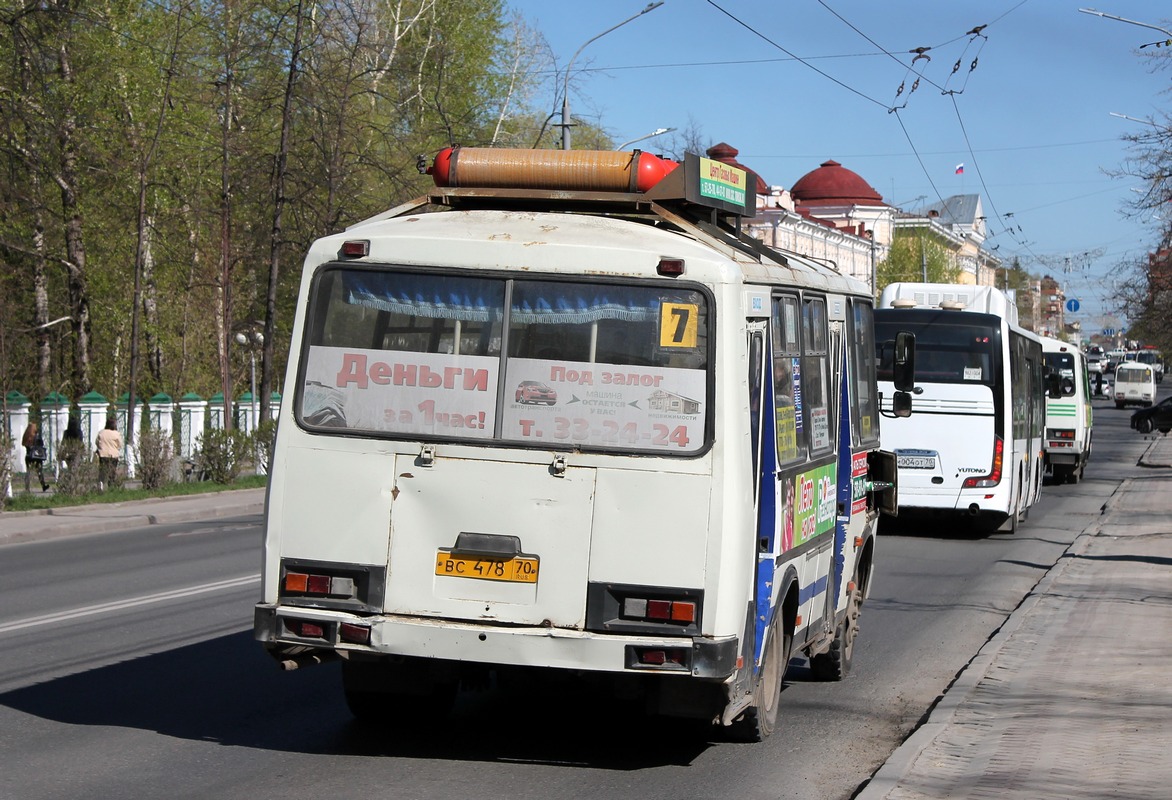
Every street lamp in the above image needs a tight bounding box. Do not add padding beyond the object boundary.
[235,329,264,473]
[616,126,676,151]
[561,2,665,151]
[1078,8,1172,47]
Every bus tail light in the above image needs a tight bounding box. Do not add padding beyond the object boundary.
[1047,428,1074,440]
[587,584,703,636]
[657,257,685,276]
[283,570,357,599]
[283,619,326,639]
[340,240,369,258]
[627,646,691,671]
[624,597,697,624]
[338,623,371,645]
[963,436,1003,488]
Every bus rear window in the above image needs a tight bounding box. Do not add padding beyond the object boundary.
[298,267,710,455]
[877,316,1000,386]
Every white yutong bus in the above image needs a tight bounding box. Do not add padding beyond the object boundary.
[1040,336,1092,484]
[254,148,908,740]
[874,283,1044,533]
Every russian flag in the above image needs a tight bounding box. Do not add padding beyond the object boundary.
[955,163,965,174]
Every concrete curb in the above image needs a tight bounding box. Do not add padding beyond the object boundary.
[0,488,266,546]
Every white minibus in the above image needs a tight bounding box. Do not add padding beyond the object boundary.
[254,148,906,740]
[1113,362,1156,408]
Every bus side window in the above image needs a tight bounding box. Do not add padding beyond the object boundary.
[801,296,832,455]
[851,301,880,445]
[771,295,804,463]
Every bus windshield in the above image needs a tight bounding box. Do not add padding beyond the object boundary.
[298,266,711,454]
[876,310,1002,388]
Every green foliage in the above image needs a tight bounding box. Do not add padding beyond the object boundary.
[875,229,961,292]
[0,426,11,510]
[136,427,173,491]
[195,427,253,485]
[5,473,267,513]
[255,418,278,474]
[0,0,533,403]
[55,440,101,497]
[997,258,1037,329]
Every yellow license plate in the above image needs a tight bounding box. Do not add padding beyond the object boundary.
[434,552,539,584]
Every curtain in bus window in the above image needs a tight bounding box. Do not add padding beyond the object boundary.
[507,281,707,368]
[510,283,657,323]
[343,272,502,322]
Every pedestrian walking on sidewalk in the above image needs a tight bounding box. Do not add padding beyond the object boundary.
[59,413,84,470]
[21,420,49,492]
[94,416,123,491]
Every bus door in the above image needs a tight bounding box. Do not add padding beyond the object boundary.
[821,314,850,635]
[796,295,837,645]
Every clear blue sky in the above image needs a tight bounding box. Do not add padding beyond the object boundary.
[505,0,1171,333]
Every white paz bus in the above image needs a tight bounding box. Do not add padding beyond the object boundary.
[874,283,1044,533]
[254,147,906,740]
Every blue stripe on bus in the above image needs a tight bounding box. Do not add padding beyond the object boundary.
[798,573,829,605]
[753,349,780,670]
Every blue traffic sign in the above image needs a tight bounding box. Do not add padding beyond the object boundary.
[1103,328,1116,336]
[1066,298,1080,313]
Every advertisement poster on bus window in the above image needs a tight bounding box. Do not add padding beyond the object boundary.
[810,406,830,450]
[500,358,706,453]
[851,452,869,515]
[300,345,499,438]
[791,462,837,548]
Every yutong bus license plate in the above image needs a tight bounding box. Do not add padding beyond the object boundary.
[897,455,936,469]
[435,552,539,583]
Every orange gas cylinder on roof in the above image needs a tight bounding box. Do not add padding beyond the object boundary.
[428,147,678,193]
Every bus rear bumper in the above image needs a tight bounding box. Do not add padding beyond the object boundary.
[254,604,739,680]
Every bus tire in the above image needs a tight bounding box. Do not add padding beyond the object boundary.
[811,580,861,681]
[727,619,790,742]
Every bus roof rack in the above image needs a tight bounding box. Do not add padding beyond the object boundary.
[394,147,790,267]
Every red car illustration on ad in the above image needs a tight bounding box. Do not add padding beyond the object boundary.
[515,380,558,405]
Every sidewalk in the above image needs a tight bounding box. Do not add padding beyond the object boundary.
[858,432,1172,800]
[0,487,266,546]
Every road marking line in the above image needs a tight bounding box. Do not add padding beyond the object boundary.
[0,574,261,635]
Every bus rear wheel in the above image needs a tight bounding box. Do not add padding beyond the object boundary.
[727,620,790,742]
[811,580,861,681]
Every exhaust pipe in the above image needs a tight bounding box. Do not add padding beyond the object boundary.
[279,650,340,671]
[968,503,981,516]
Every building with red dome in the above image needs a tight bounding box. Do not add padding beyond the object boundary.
[706,145,1001,291]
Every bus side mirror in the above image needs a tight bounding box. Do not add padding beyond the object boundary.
[893,331,916,393]
[891,391,912,417]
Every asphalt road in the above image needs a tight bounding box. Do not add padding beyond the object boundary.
[0,399,1145,800]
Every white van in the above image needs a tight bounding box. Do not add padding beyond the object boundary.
[1113,362,1156,409]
